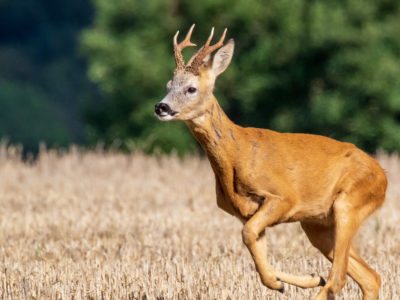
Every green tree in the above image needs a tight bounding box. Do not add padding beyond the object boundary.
[0,0,97,153]
[0,81,71,151]
[82,0,400,154]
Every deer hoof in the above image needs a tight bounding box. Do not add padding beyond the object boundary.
[275,278,284,293]
[319,276,326,287]
[310,273,325,286]
[278,285,284,293]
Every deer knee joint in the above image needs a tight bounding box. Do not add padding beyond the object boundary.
[242,225,258,246]
[329,275,347,294]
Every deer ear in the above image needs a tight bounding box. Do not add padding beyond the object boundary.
[210,39,234,77]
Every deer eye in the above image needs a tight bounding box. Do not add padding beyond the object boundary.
[187,87,197,94]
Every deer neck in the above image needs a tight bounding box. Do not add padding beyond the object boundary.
[185,95,237,172]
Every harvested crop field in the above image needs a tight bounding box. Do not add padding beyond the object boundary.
[0,145,399,299]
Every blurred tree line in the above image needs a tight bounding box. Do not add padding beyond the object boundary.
[82,0,400,154]
[0,0,98,153]
[1,0,399,154]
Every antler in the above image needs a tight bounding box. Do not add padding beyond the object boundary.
[174,24,197,70]
[173,25,228,75]
[187,27,227,74]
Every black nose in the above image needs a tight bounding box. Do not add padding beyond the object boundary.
[155,102,171,115]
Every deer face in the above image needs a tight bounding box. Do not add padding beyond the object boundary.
[155,25,234,121]
[155,70,213,121]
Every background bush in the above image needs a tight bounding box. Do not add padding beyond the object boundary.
[0,0,96,152]
[82,0,400,154]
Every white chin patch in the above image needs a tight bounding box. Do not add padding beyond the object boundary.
[156,113,178,121]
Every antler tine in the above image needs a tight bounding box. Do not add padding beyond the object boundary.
[188,27,227,74]
[204,27,215,48]
[174,24,197,69]
[210,28,227,51]
[187,27,214,66]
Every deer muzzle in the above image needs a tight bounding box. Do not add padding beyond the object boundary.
[155,102,178,120]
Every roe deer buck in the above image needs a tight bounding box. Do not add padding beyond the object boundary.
[154,25,387,300]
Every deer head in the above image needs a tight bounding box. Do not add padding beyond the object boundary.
[155,25,234,121]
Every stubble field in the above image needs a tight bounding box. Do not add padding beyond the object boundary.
[0,145,399,299]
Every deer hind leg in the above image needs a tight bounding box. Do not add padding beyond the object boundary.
[301,220,381,300]
[348,246,381,300]
[301,221,349,300]
[242,196,324,292]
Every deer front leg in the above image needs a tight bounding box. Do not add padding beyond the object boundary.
[242,195,325,292]
[242,196,290,292]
